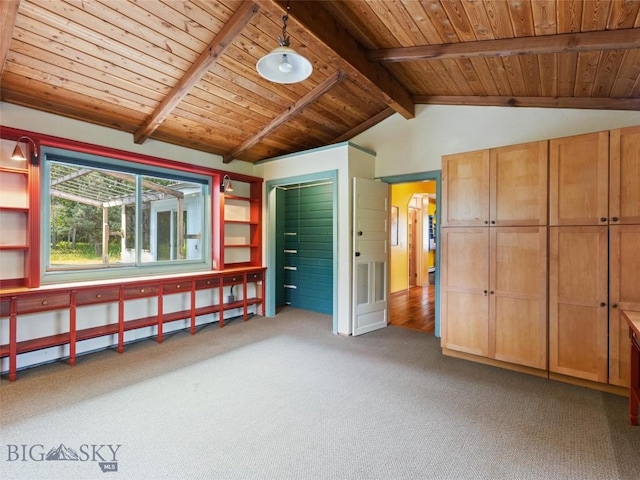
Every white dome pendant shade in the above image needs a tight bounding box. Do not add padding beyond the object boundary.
[256,46,312,84]
[255,1,312,84]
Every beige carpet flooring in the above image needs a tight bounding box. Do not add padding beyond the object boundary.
[1,307,639,480]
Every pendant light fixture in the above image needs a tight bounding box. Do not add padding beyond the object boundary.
[256,1,312,84]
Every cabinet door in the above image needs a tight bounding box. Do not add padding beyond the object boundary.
[441,227,489,356]
[490,141,548,226]
[549,226,608,382]
[549,132,609,226]
[441,150,489,227]
[610,126,640,225]
[609,225,640,387]
[489,227,547,369]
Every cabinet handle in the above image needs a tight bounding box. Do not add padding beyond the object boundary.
[490,221,495,225]
[611,217,619,222]
[483,290,488,296]
[612,303,618,309]
[490,291,494,295]
[484,220,489,225]
[96,294,102,299]
[42,300,48,305]
[176,284,181,289]
[600,217,607,222]
[140,289,145,293]
[600,302,606,307]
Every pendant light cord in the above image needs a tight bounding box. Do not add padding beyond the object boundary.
[278,1,291,47]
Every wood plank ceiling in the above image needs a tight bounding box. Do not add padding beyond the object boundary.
[1,0,639,164]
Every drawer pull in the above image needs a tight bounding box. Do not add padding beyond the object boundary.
[176,285,181,289]
[206,281,211,285]
[42,300,48,305]
[96,294,102,299]
[140,289,145,293]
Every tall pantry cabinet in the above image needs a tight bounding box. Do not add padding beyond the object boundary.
[441,126,640,390]
[441,141,548,371]
[549,127,640,387]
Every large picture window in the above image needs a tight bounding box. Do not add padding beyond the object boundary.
[42,148,210,282]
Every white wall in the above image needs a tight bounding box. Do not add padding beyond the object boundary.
[352,104,640,177]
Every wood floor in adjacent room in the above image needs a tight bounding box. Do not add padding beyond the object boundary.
[389,285,435,334]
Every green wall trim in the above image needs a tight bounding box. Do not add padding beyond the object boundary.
[266,170,339,334]
[379,170,442,338]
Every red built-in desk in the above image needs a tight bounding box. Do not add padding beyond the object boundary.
[621,310,640,426]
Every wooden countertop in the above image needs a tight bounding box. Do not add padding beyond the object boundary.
[622,310,640,338]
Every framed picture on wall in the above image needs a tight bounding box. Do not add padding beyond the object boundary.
[391,206,399,246]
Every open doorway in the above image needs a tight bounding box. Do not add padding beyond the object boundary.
[381,173,440,336]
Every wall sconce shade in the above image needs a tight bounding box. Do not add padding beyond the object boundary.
[11,136,39,165]
[221,175,234,193]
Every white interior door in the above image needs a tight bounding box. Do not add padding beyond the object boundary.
[352,177,389,336]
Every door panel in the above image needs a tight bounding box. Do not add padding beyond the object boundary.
[441,227,489,355]
[490,141,548,226]
[549,132,609,226]
[490,227,547,369]
[549,226,608,382]
[609,225,640,387]
[610,126,640,225]
[441,149,490,227]
[352,178,389,336]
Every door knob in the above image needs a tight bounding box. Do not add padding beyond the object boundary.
[355,252,361,257]
[358,231,363,236]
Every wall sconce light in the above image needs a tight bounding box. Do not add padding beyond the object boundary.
[11,136,39,165]
[221,175,234,193]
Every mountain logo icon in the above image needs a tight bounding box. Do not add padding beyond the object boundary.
[45,443,80,461]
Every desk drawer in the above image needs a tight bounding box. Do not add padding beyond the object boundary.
[195,277,220,289]
[1,298,11,317]
[17,293,70,313]
[223,274,244,286]
[163,281,191,294]
[76,288,120,306]
[246,271,264,282]
[122,285,159,299]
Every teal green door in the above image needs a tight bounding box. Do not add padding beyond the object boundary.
[279,181,333,314]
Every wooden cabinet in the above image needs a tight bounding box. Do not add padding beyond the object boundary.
[549,131,609,226]
[441,227,489,356]
[441,140,547,227]
[441,149,489,227]
[610,126,640,225]
[549,127,640,387]
[549,226,609,382]
[441,126,640,391]
[490,227,547,369]
[442,226,547,369]
[609,225,640,387]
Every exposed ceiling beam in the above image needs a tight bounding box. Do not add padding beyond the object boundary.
[223,70,347,163]
[330,107,396,144]
[413,95,640,111]
[261,0,414,120]
[0,0,20,75]
[133,1,260,144]
[368,29,640,62]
